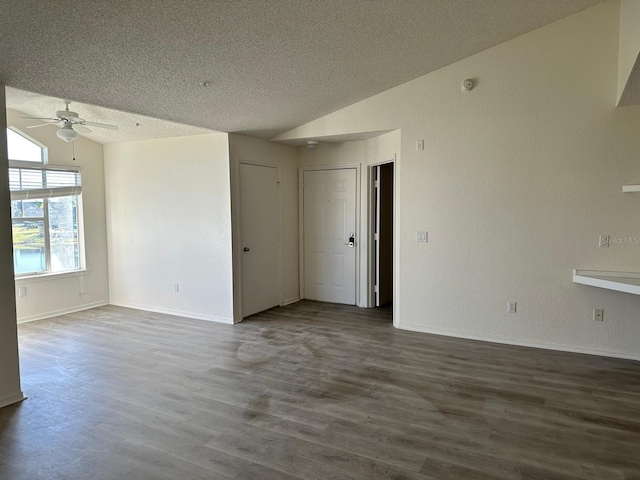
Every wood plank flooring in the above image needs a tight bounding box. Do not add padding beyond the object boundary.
[1,300,640,479]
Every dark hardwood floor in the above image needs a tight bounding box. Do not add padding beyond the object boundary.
[1,300,639,479]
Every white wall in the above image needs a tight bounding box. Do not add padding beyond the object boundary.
[276,2,640,360]
[228,134,298,321]
[104,133,234,323]
[617,0,640,103]
[0,88,23,408]
[6,109,110,323]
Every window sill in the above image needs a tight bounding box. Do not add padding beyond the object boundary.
[15,269,90,284]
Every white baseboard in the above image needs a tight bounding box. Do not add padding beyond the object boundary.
[0,391,26,409]
[110,301,234,324]
[17,301,109,324]
[396,323,640,362]
[282,297,300,306]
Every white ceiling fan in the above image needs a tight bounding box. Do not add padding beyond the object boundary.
[22,101,119,142]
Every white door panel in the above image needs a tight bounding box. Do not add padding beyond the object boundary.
[303,168,356,305]
[240,164,280,317]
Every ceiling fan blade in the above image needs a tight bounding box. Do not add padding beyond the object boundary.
[20,116,58,121]
[81,121,119,131]
[73,124,92,134]
[26,123,57,129]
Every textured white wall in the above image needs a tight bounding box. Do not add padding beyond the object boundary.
[228,134,299,321]
[0,89,23,408]
[617,0,640,103]
[104,133,234,323]
[6,109,110,323]
[277,2,640,359]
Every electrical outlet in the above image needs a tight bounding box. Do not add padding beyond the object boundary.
[594,309,604,322]
[174,283,180,293]
[507,301,517,313]
[416,139,424,151]
[599,235,610,248]
[416,231,428,243]
[17,286,27,297]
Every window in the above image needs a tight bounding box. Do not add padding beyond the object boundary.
[7,128,48,163]
[7,128,83,276]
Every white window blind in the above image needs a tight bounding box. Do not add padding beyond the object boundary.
[9,165,82,200]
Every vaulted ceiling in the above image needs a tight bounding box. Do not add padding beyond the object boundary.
[0,0,602,139]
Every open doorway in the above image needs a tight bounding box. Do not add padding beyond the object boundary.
[370,162,394,309]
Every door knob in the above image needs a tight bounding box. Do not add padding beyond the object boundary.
[243,247,250,252]
[344,232,355,247]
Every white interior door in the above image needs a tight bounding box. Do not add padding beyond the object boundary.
[240,163,280,317]
[303,168,357,305]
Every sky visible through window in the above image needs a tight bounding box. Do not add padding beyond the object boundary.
[7,128,43,162]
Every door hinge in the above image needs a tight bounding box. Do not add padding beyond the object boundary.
[374,285,379,293]
[375,180,379,188]
[374,233,379,241]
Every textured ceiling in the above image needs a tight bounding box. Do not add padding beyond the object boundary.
[0,0,602,139]
[6,87,213,144]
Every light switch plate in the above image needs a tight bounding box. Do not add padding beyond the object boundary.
[599,235,610,248]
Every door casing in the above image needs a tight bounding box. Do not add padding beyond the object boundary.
[367,157,396,310]
[371,161,394,307]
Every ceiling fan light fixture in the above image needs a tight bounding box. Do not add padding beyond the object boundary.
[57,124,78,142]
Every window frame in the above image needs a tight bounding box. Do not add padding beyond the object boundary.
[11,196,83,277]
[7,127,85,278]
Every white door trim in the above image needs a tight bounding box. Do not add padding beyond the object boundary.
[238,160,283,318]
[367,156,396,309]
[299,164,360,305]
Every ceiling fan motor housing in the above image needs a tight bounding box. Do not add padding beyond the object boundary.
[56,110,80,120]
